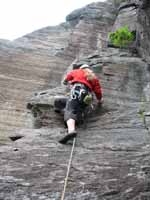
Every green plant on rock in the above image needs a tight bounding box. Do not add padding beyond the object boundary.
[109,26,135,48]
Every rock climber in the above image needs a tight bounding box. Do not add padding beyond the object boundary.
[59,64,103,144]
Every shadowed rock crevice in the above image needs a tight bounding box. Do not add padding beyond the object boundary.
[9,135,24,142]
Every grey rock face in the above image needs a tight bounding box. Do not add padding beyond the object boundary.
[0,25,73,138]
[1,0,150,200]
[1,47,150,200]
[137,0,150,59]
[66,2,116,25]
[110,0,150,59]
[0,0,115,137]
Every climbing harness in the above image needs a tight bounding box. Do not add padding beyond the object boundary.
[71,83,86,100]
[70,83,92,105]
[61,137,76,200]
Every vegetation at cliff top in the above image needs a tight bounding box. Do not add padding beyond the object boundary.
[109,26,135,48]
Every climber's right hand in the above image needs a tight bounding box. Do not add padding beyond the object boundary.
[97,98,104,106]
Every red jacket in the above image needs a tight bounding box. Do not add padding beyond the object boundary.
[65,69,102,100]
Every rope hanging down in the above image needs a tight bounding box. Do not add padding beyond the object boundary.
[61,137,76,200]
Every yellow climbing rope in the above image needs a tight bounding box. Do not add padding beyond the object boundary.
[61,137,76,200]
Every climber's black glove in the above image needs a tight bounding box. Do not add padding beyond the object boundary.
[63,79,68,85]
